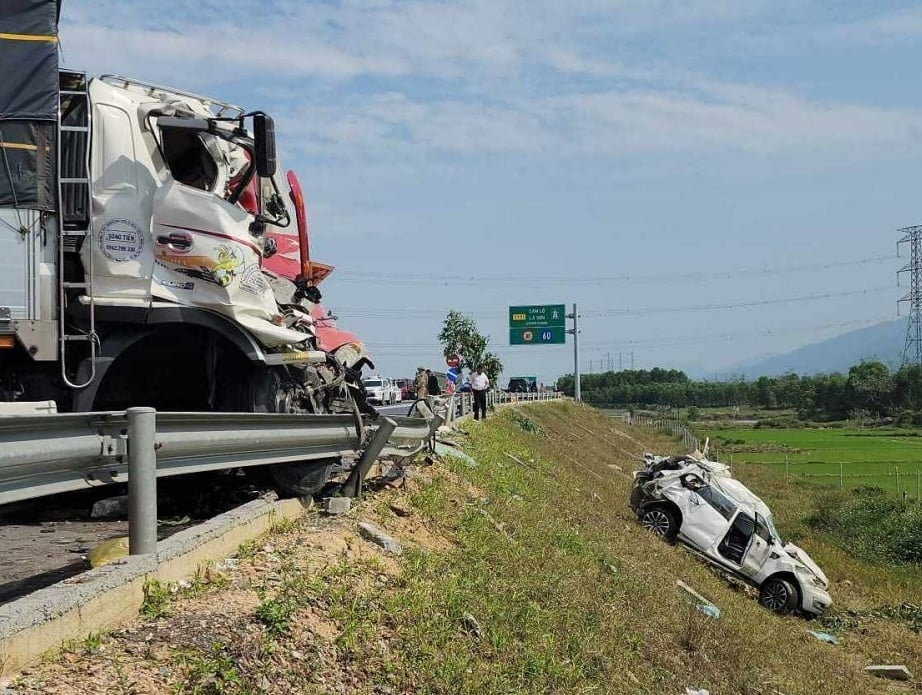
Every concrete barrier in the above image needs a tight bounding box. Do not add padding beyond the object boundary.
[0,493,308,678]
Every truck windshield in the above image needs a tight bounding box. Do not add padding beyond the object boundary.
[364,380,382,387]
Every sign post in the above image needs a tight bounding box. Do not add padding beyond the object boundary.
[567,303,580,402]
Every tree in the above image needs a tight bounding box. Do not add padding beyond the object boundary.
[846,360,891,415]
[437,310,504,384]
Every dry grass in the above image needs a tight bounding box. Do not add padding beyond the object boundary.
[7,402,921,694]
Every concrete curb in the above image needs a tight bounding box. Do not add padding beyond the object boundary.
[0,493,309,678]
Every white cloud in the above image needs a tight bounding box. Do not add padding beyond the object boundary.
[822,7,922,43]
[60,0,794,85]
[59,0,922,166]
[280,83,922,161]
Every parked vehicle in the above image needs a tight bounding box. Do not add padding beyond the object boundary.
[394,378,411,401]
[0,1,375,496]
[507,377,537,393]
[629,451,832,616]
[362,377,401,405]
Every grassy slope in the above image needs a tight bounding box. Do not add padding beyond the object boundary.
[10,403,922,694]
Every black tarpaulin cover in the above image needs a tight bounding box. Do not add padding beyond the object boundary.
[0,0,59,210]
[0,0,59,120]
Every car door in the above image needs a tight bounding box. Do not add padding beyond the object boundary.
[671,474,729,551]
[739,514,774,579]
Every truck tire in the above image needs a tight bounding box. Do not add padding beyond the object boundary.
[759,577,800,614]
[267,458,337,497]
[639,506,679,541]
[218,366,340,498]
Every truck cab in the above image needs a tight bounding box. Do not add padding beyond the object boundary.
[0,2,377,495]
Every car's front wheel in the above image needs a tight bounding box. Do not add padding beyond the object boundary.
[639,506,679,541]
[759,577,800,614]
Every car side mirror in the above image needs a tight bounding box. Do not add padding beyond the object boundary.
[253,113,277,177]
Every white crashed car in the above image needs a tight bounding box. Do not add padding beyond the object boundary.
[629,453,832,616]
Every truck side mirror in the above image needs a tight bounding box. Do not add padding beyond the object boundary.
[253,113,277,177]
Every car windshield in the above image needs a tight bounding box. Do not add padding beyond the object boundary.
[764,514,784,545]
[364,380,382,387]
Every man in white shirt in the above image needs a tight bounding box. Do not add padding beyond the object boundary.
[470,364,490,420]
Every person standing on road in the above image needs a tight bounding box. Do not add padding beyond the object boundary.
[415,367,429,400]
[470,364,490,420]
[426,369,441,396]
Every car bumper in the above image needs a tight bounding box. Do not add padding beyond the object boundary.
[801,585,833,615]
[629,472,656,512]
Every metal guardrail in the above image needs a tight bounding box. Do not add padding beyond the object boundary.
[405,390,564,421]
[0,409,432,507]
[0,392,562,558]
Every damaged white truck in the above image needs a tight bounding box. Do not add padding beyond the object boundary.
[630,452,832,616]
[0,1,378,497]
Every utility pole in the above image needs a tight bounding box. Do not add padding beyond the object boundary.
[631,351,635,370]
[899,225,922,366]
[568,303,581,402]
[619,352,622,371]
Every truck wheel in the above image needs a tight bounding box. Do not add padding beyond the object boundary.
[759,577,800,614]
[218,366,339,498]
[267,458,337,497]
[639,506,678,541]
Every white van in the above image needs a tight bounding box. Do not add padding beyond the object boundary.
[362,376,401,405]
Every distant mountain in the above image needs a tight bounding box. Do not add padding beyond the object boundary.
[718,320,905,379]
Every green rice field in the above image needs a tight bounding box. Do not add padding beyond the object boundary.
[703,427,922,499]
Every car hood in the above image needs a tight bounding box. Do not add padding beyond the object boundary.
[784,543,828,587]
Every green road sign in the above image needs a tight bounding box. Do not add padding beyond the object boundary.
[509,304,566,329]
[509,325,566,345]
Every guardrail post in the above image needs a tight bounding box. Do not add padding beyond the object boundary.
[128,407,158,556]
[428,413,444,452]
[342,417,398,498]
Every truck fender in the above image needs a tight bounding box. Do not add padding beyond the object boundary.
[72,307,271,411]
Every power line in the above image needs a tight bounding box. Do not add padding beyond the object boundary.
[332,254,895,288]
[334,285,894,321]
[364,315,894,353]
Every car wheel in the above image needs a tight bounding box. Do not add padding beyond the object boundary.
[639,506,678,541]
[759,577,800,614]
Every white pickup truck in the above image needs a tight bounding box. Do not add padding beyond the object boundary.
[362,376,402,406]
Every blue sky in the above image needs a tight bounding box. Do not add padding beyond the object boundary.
[61,1,922,385]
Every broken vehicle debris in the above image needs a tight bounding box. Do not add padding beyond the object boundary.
[630,449,831,616]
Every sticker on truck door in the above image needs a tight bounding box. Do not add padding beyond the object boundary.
[99,218,144,261]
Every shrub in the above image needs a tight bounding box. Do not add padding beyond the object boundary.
[754,416,803,429]
[807,487,922,564]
